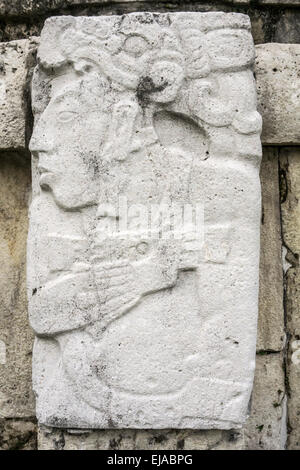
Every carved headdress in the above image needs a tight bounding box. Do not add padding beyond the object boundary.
[37,14,189,106]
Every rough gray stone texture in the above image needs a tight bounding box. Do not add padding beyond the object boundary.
[0,152,35,418]
[0,2,300,44]
[38,426,245,450]
[0,0,146,16]
[257,148,285,352]
[244,353,286,450]
[0,1,251,18]
[0,418,37,450]
[274,9,300,44]
[38,354,287,449]
[259,0,300,4]
[0,38,39,151]
[255,44,300,145]
[28,12,262,430]
[280,147,300,450]
[1,1,300,18]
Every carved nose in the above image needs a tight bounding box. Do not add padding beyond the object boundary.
[29,134,53,154]
[29,118,53,154]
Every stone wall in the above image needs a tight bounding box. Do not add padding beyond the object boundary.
[0,0,299,450]
[0,1,300,44]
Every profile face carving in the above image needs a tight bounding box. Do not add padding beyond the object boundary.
[28,13,262,430]
[30,75,112,209]
[30,13,259,211]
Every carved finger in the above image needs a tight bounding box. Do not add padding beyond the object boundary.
[99,284,135,303]
[93,266,132,279]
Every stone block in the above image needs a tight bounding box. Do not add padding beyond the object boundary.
[274,10,300,44]
[257,147,285,352]
[255,44,300,145]
[280,148,300,255]
[0,419,37,450]
[258,0,300,4]
[29,12,261,429]
[0,38,39,151]
[0,153,35,418]
[280,147,300,450]
[0,1,155,17]
[0,1,267,18]
[2,0,300,19]
[244,353,286,450]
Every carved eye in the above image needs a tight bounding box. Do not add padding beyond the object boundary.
[58,111,78,123]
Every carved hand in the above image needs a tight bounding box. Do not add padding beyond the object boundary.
[91,261,142,331]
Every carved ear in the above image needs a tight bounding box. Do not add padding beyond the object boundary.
[103,100,139,161]
[153,110,209,161]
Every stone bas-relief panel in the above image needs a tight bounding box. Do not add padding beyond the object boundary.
[28,12,262,429]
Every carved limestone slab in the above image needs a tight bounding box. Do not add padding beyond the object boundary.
[28,12,262,429]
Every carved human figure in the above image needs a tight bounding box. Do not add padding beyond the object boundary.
[28,13,261,429]
[29,59,206,404]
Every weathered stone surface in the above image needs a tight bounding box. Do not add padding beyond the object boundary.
[259,0,300,4]
[257,148,285,352]
[0,0,140,17]
[0,38,39,151]
[280,148,300,255]
[0,152,35,418]
[0,419,37,450]
[28,12,261,429]
[38,426,244,450]
[2,0,300,18]
[255,44,300,145]
[38,352,286,449]
[244,353,286,450]
[1,2,300,45]
[288,319,300,450]
[182,430,245,450]
[280,147,300,450]
[274,9,300,44]
[0,0,239,17]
